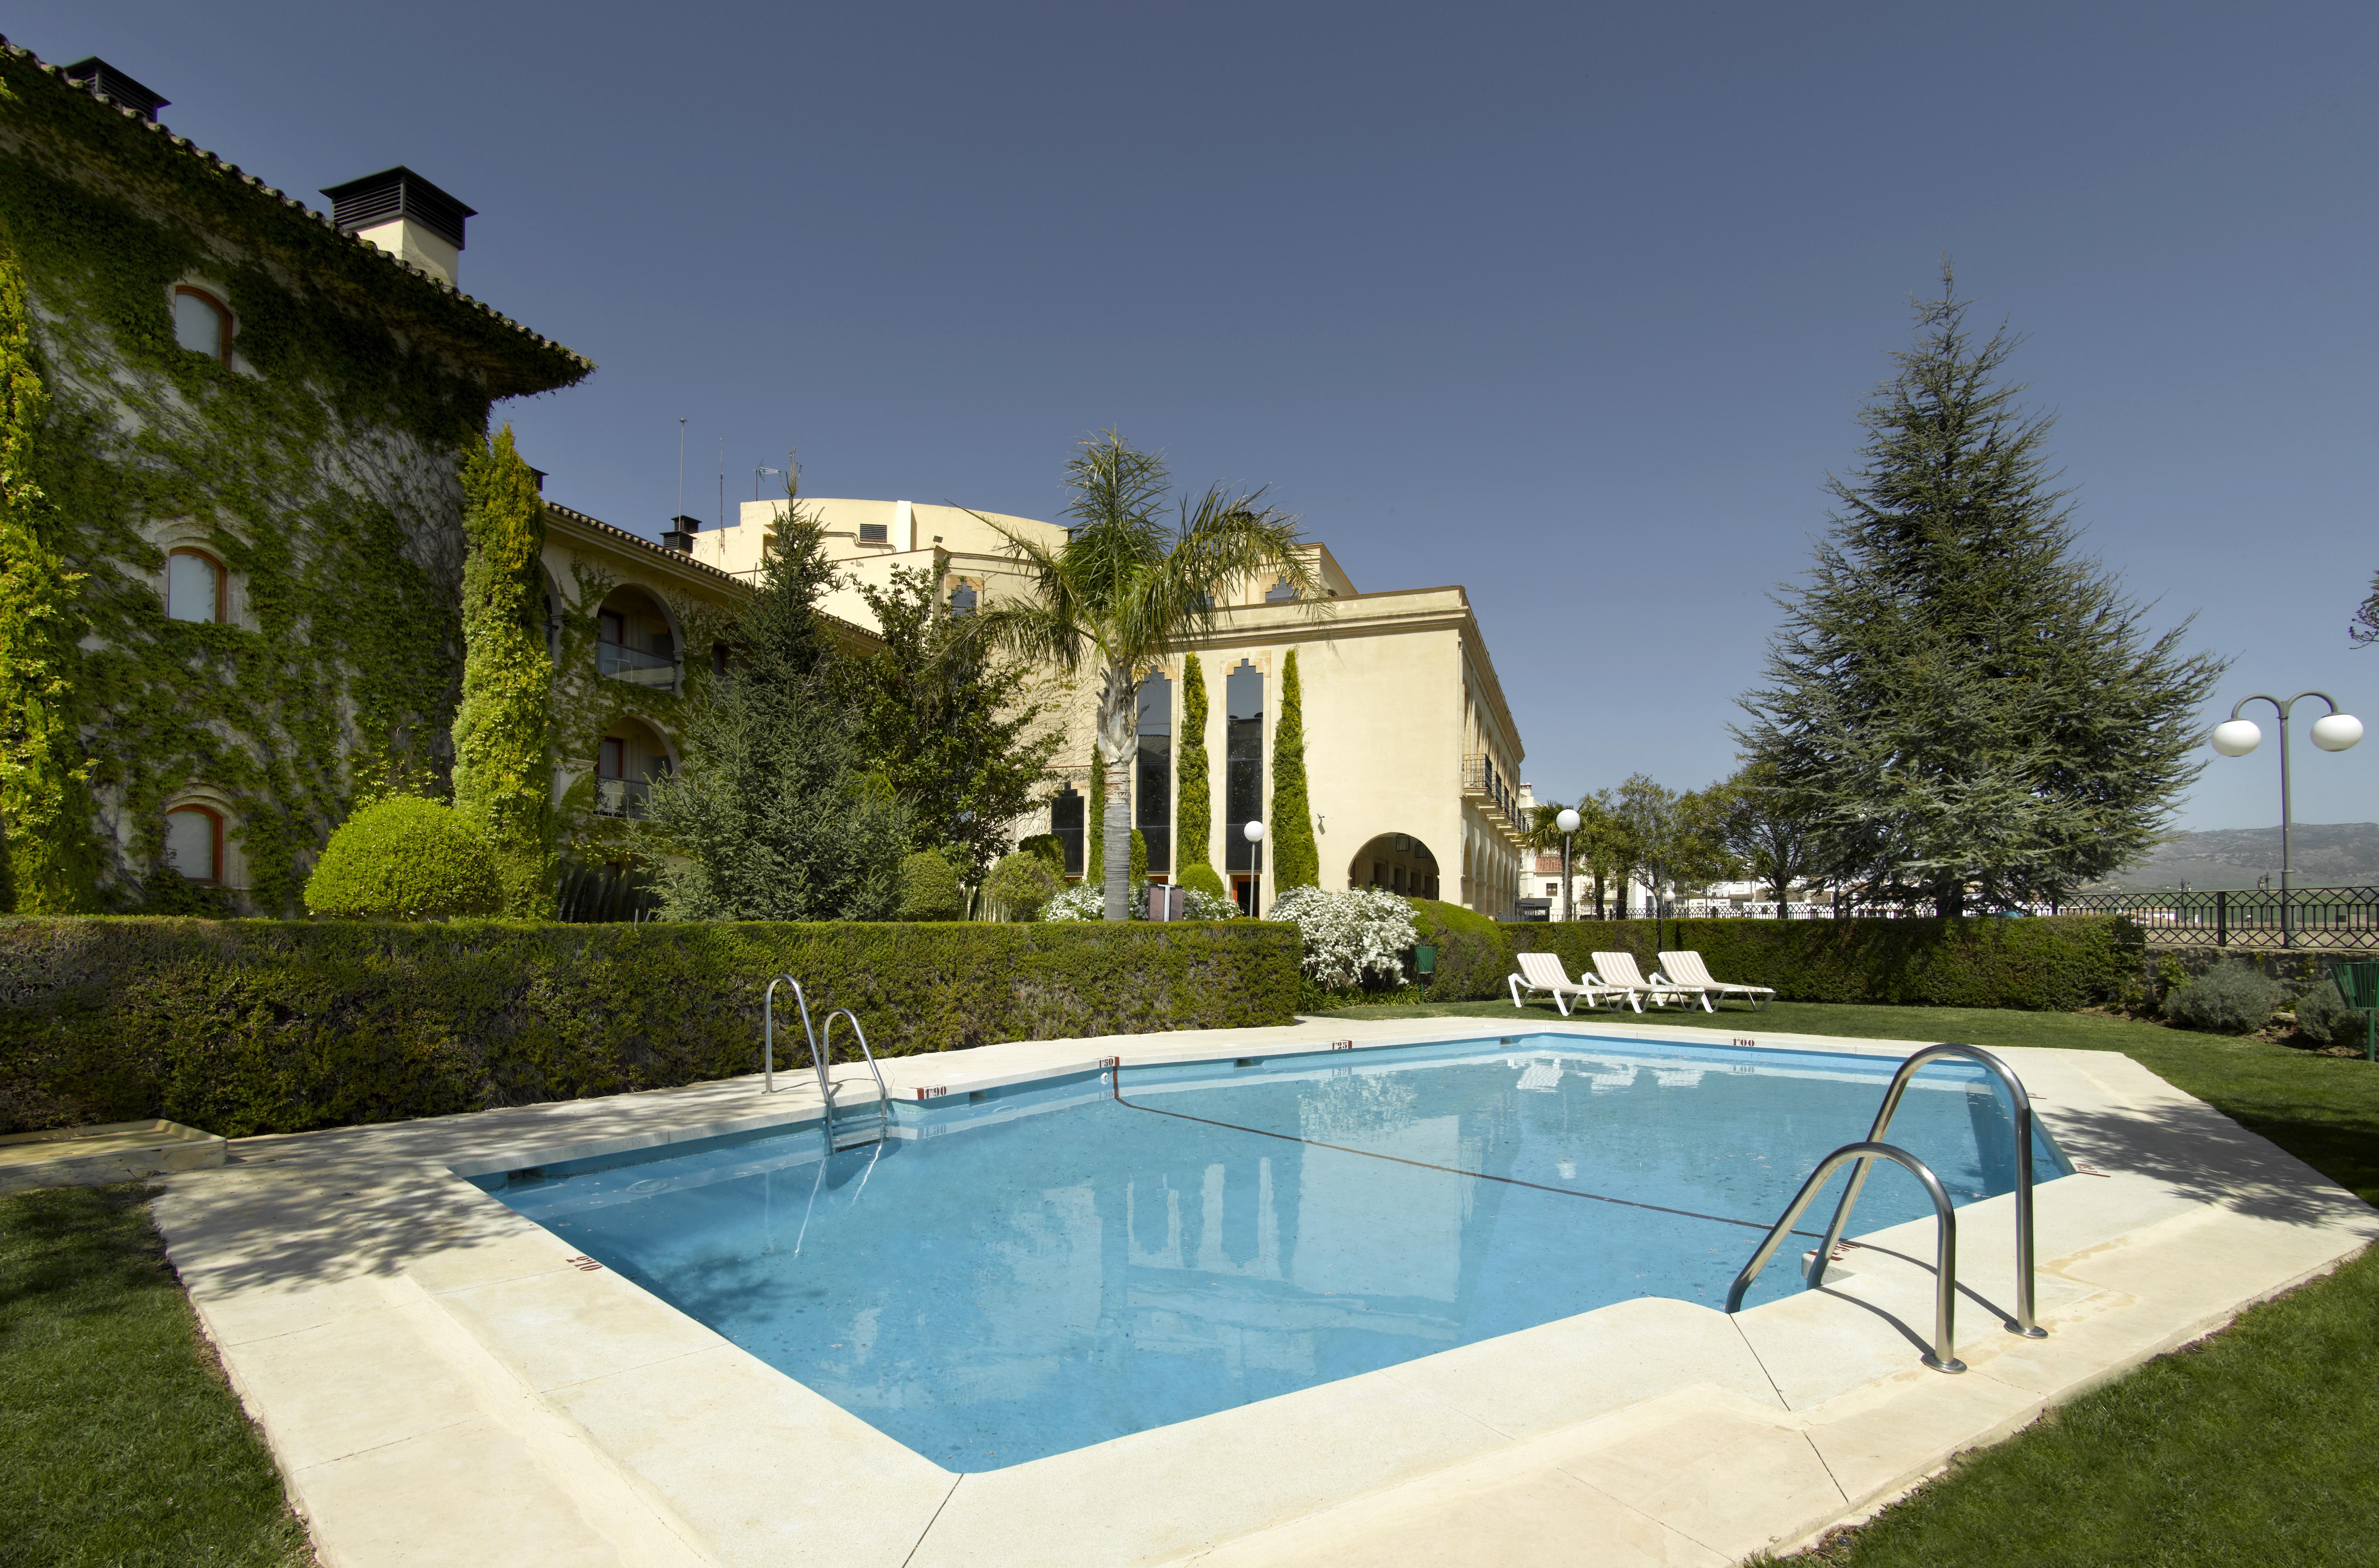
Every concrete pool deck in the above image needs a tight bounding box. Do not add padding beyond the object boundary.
[152,1014,2378,1568]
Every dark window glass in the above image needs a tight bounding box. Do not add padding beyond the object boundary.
[1264,577,1298,603]
[1051,786,1084,878]
[858,522,890,543]
[1135,672,1172,874]
[949,581,978,617]
[1225,660,1262,873]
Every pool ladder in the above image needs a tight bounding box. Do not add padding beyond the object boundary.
[763,975,892,1151]
[1725,1043,2048,1373]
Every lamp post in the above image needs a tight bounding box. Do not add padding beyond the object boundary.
[1243,819,1265,916]
[1556,808,1581,924]
[2210,691,2363,946]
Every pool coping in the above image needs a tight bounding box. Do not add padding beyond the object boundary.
[152,1012,2379,1567]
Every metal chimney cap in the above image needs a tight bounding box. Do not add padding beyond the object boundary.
[319,166,477,251]
[62,58,169,121]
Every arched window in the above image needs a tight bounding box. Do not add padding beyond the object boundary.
[172,286,232,364]
[166,547,225,623]
[164,804,223,883]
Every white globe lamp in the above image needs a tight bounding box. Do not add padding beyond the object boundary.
[2209,719,2261,757]
[2310,712,2364,752]
[1243,820,1265,844]
[1556,808,1581,834]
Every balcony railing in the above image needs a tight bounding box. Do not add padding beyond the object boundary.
[594,777,651,820]
[1461,754,1526,835]
[599,642,679,690]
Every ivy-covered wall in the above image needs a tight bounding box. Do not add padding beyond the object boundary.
[0,44,588,913]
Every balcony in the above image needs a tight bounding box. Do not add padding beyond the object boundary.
[1461,754,1527,838]
[599,641,678,690]
[594,777,651,820]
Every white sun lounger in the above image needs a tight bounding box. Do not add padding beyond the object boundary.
[1592,950,1711,1012]
[1657,950,1775,1011]
[1508,950,1630,1015]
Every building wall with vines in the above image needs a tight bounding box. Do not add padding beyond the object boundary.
[0,42,588,912]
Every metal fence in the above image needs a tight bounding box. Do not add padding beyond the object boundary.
[2058,886,2379,949]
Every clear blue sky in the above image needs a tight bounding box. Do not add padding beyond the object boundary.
[18,1,2376,833]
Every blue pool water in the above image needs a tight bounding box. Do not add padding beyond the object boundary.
[482,1034,2066,1470]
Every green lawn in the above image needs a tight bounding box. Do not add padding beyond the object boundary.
[0,1183,310,1568]
[1322,996,2379,1564]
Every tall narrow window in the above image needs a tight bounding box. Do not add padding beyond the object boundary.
[164,804,222,883]
[172,286,231,364]
[1135,671,1172,876]
[166,548,224,623]
[1051,785,1085,878]
[1225,660,1263,890]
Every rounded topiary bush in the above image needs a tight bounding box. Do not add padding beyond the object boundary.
[1178,863,1228,902]
[2294,974,2365,1047]
[898,849,964,921]
[304,797,503,920]
[2162,960,2282,1035]
[984,850,1063,919]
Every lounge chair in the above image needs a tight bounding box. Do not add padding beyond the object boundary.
[1508,951,1630,1015]
[1657,950,1775,1012]
[1592,950,1711,1012]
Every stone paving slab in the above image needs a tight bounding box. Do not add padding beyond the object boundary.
[148,1012,2379,1568]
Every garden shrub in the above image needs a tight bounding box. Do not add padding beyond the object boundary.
[1179,886,1237,921]
[984,850,1063,918]
[2163,959,2282,1035]
[0,915,1301,1137]
[1415,909,2142,1012]
[302,798,502,920]
[2292,973,2364,1047]
[897,849,963,921]
[1016,833,1065,870]
[1179,863,1228,902]
[1268,887,1417,988]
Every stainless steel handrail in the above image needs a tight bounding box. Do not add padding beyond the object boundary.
[1725,1141,1967,1373]
[819,1008,892,1145]
[762,974,817,1094]
[1811,1043,2046,1339]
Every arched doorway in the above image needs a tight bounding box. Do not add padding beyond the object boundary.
[595,585,680,691]
[594,718,674,820]
[1348,833,1440,900]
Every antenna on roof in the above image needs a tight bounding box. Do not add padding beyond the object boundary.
[717,437,723,533]
[676,418,686,530]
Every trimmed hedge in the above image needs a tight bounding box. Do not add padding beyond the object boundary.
[0,916,1301,1138]
[1410,901,2144,1012]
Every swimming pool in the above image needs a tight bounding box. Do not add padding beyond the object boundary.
[481,1034,2067,1471]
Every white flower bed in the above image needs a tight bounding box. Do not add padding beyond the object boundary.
[1266,886,1418,988]
[1041,881,1239,921]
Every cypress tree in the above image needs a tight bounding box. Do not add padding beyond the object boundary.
[1175,653,1220,894]
[0,238,99,911]
[1271,649,1319,889]
[1737,269,2225,914]
[452,425,555,915]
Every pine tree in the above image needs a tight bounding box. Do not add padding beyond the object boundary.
[1175,653,1221,896]
[0,237,99,911]
[1737,269,2225,914]
[841,563,1062,883]
[1271,649,1319,889]
[642,501,907,919]
[451,425,554,914]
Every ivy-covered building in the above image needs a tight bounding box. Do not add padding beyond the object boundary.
[0,42,592,912]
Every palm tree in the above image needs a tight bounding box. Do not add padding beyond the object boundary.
[967,433,1326,919]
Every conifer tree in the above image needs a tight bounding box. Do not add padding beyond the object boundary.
[1085,741,1104,885]
[1270,649,1319,889]
[452,426,555,914]
[1737,269,2225,914]
[0,239,98,911]
[643,498,907,919]
[1175,653,1220,894]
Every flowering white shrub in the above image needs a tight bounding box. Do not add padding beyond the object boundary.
[1266,886,1419,988]
[1042,880,1240,921]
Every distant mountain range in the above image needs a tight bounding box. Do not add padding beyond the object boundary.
[2089,823,2379,891]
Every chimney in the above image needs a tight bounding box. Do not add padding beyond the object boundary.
[62,59,169,122]
[662,515,701,553]
[319,167,475,286]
